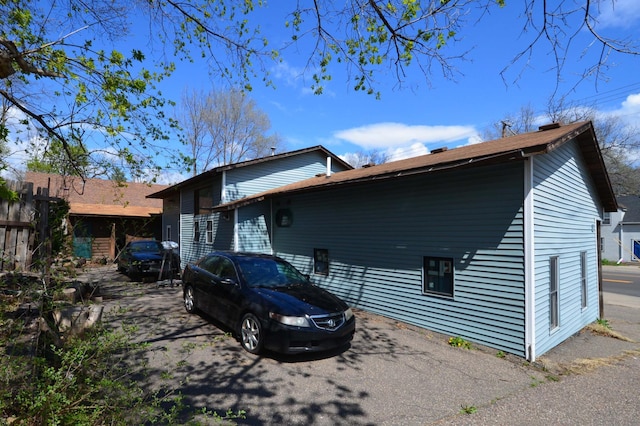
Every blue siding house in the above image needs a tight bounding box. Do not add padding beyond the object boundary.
[148,146,353,265]
[209,122,617,361]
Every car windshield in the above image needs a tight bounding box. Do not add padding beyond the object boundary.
[130,241,162,253]
[236,257,309,288]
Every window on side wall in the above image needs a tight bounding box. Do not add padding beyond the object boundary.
[423,257,454,297]
[602,211,610,225]
[550,256,559,330]
[206,220,213,244]
[580,251,587,309]
[314,249,329,275]
[194,222,200,243]
[194,187,214,215]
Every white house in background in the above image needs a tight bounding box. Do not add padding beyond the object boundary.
[601,195,640,263]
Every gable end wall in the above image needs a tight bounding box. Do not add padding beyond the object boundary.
[533,139,601,356]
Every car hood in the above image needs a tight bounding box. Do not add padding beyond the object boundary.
[253,284,347,316]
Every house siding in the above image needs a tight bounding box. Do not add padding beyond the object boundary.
[178,151,348,265]
[224,151,340,202]
[271,162,527,355]
[532,140,601,357]
[237,203,272,254]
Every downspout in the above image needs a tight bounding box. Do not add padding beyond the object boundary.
[524,157,536,362]
[233,208,239,252]
[619,222,624,262]
[179,190,184,270]
[270,198,274,255]
[221,171,227,203]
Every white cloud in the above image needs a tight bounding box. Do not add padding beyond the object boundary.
[594,0,640,29]
[387,143,431,161]
[621,92,640,113]
[334,122,478,150]
[271,61,304,87]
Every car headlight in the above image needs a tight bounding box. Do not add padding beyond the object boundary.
[269,312,310,327]
[344,308,354,321]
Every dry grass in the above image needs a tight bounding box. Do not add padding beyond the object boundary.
[586,323,635,342]
[563,349,640,375]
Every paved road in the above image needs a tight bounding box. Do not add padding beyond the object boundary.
[603,264,640,295]
[87,265,639,425]
[603,264,640,309]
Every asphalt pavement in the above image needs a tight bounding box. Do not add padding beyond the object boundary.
[83,264,639,425]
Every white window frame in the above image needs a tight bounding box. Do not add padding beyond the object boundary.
[549,256,559,330]
[580,251,587,309]
[206,220,213,244]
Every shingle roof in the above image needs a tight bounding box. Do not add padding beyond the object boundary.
[617,195,640,223]
[147,145,354,199]
[211,121,617,212]
[25,172,167,217]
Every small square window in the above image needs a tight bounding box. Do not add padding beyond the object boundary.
[314,249,329,275]
[423,257,454,297]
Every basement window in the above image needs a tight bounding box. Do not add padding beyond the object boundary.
[314,249,329,275]
[423,257,454,297]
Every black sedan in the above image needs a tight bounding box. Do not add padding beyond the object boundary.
[116,240,180,280]
[181,251,355,355]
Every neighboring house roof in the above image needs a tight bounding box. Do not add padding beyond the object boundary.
[147,145,353,199]
[25,172,168,217]
[617,195,640,223]
[211,121,618,213]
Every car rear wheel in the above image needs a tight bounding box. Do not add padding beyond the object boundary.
[184,285,197,313]
[240,313,263,354]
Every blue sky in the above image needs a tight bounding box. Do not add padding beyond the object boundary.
[4,1,640,184]
[147,0,640,183]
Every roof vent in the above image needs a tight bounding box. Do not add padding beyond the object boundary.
[538,123,561,131]
[362,162,375,168]
[431,147,448,154]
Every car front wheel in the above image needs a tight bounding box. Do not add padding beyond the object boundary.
[240,313,263,354]
[184,285,197,313]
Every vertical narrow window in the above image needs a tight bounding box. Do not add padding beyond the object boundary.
[166,225,172,242]
[602,210,610,225]
[206,220,213,243]
[314,249,329,275]
[194,222,200,242]
[423,257,454,297]
[580,251,587,309]
[549,256,559,330]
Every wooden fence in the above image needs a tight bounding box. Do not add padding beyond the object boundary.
[0,180,50,271]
